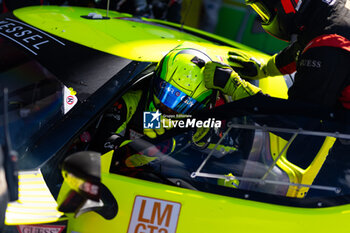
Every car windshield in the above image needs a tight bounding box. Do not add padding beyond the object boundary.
[0,38,71,155]
[111,96,350,207]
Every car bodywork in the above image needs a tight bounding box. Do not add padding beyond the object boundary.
[1,5,350,233]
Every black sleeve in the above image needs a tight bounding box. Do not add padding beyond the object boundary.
[275,40,303,74]
[288,46,350,108]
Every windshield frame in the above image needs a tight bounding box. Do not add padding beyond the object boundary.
[0,19,146,170]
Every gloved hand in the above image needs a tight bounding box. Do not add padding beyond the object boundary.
[143,115,173,139]
[203,61,261,101]
[228,51,281,80]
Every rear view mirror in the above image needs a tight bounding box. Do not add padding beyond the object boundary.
[58,151,101,214]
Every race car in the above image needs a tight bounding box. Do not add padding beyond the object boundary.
[1,4,350,233]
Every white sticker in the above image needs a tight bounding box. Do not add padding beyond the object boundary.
[63,86,78,114]
[17,225,65,233]
[128,196,181,233]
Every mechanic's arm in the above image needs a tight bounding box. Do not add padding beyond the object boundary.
[203,61,261,101]
[228,41,303,80]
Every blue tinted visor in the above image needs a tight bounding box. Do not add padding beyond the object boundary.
[153,77,206,114]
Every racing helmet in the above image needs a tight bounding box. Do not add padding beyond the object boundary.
[246,0,308,41]
[151,48,213,115]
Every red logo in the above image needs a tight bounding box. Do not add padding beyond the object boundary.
[66,95,75,105]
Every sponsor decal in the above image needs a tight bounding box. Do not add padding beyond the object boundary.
[128,196,181,233]
[159,80,196,109]
[143,110,161,129]
[17,225,65,233]
[63,86,78,114]
[66,95,75,105]
[299,59,322,68]
[0,18,65,55]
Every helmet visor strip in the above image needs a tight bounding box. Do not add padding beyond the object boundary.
[250,1,271,23]
[153,76,206,114]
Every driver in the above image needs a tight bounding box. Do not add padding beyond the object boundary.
[96,46,242,187]
[97,46,215,143]
[93,46,224,163]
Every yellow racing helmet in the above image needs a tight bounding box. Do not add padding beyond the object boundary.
[152,47,214,115]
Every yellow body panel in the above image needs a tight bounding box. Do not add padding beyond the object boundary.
[55,151,350,233]
[66,173,350,233]
[269,134,336,198]
[13,6,268,63]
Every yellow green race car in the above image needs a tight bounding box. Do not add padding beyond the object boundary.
[1,5,350,233]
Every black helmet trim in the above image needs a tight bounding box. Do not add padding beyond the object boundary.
[262,13,291,41]
[247,0,306,41]
[177,48,212,63]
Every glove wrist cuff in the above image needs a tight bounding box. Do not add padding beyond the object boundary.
[262,54,281,77]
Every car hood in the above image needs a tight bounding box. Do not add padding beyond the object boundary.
[13,6,269,62]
